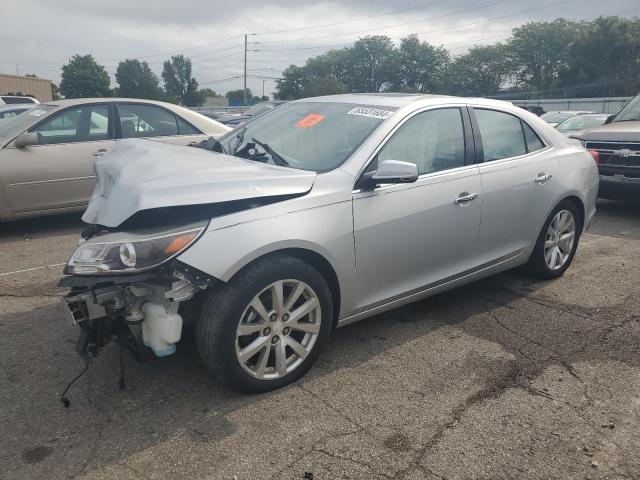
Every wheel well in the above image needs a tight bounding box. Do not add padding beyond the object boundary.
[563,196,585,230]
[237,248,342,326]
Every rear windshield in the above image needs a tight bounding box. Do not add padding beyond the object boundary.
[556,115,609,131]
[1,96,37,105]
[540,112,574,123]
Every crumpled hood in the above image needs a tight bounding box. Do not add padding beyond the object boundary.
[82,139,316,227]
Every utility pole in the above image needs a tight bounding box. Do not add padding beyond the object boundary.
[262,79,265,99]
[243,34,248,106]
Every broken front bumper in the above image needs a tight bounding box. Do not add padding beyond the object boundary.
[59,262,218,359]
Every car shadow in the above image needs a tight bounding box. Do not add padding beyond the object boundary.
[0,212,84,243]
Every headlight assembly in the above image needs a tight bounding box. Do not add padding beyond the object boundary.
[65,223,206,275]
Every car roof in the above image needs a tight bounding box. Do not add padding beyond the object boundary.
[41,97,184,108]
[0,104,34,111]
[294,93,514,109]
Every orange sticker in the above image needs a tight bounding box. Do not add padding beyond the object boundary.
[295,114,326,129]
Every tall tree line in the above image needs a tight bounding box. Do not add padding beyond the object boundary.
[275,16,640,100]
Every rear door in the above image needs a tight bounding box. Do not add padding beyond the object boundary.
[115,103,207,146]
[0,103,115,213]
[352,106,483,312]
[470,107,558,264]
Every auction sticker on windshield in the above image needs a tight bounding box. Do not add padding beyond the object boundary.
[295,114,326,129]
[347,107,394,120]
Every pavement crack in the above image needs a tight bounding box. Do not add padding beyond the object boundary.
[314,448,394,479]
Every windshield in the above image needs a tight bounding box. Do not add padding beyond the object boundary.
[613,94,640,122]
[556,115,609,131]
[217,102,395,172]
[0,105,56,146]
[541,112,574,123]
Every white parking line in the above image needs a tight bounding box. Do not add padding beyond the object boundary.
[0,263,66,277]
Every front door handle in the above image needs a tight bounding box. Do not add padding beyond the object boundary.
[454,192,479,205]
[535,173,553,184]
[92,148,107,157]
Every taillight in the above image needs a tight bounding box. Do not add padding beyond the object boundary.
[587,149,600,166]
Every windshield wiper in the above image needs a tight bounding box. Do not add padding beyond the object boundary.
[251,137,289,167]
[231,125,247,154]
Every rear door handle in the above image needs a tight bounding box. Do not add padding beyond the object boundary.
[535,173,553,184]
[92,148,107,157]
[454,192,479,205]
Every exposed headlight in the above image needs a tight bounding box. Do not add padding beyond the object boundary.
[65,223,206,275]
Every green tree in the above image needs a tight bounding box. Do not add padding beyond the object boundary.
[558,16,640,97]
[446,44,510,96]
[51,83,62,100]
[60,54,111,98]
[225,88,253,105]
[344,36,397,92]
[115,59,162,99]
[506,19,583,93]
[275,65,307,100]
[395,35,450,93]
[161,55,202,106]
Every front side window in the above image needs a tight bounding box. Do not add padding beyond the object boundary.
[374,108,466,175]
[218,102,394,172]
[475,109,528,162]
[32,105,110,145]
[118,104,179,138]
[613,95,640,122]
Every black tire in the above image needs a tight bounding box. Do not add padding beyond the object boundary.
[195,254,333,393]
[528,199,582,279]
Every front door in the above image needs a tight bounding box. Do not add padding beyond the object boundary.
[352,107,483,312]
[1,103,114,214]
[470,107,558,264]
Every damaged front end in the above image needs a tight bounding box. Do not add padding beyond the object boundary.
[59,220,217,361]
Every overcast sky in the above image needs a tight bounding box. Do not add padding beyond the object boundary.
[1,0,638,98]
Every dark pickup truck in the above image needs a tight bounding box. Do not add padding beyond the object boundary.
[572,94,640,199]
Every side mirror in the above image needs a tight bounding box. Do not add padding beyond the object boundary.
[604,114,615,125]
[14,132,39,148]
[372,160,419,184]
[360,160,419,189]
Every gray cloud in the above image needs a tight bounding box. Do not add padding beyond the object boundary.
[1,0,638,97]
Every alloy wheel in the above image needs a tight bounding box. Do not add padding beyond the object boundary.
[544,209,576,270]
[235,279,322,380]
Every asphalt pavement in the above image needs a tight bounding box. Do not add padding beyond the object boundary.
[1,199,639,480]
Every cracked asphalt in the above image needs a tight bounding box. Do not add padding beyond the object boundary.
[1,199,639,480]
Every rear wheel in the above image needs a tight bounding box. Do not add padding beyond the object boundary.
[195,255,333,392]
[528,200,581,279]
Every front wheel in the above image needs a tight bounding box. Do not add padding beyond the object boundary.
[195,255,333,393]
[528,200,582,279]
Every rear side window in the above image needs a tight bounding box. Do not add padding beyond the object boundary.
[475,109,526,162]
[177,117,200,135]
[521,121,545,152]
[118,104,179,138]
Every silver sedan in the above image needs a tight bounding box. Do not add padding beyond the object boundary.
[61,94,599,393]
[0,98,230,221]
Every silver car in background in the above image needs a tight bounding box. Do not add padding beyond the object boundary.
[0,98,230,221]
[60,94,599,393]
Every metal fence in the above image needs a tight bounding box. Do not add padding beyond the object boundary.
[509,97,632,114]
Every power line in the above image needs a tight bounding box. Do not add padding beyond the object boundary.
[250,0,510,46]
[251,0,575,53]
[249,0,448,36]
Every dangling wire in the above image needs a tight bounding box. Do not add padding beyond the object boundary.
[60,357,92,408]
